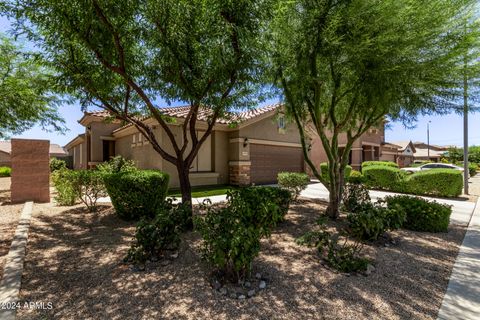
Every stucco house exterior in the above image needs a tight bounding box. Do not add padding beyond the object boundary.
[384,141,416,167]
[412,142,447,162]
[65,104,306,187]
[0,140,68,167]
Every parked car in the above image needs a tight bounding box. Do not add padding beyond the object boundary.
[401,163,464,174]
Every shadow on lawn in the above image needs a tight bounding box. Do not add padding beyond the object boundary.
[18,200,466,320]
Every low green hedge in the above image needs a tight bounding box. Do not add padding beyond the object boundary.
[361,161,398,169]
[320,163,352,185]
[405,169,463,198]
[103,170,169,220]
[277,172,310,200]
[362,165,406,192]
[0,167,11,177]
[347,170,365,184]
[385,195,452,232]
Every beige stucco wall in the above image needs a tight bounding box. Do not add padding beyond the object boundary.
[0,151,11,167]
[89,121,122,163]
[71,142,87,169]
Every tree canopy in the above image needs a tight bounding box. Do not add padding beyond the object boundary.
[271,0,480,218]
[0,33,64,138]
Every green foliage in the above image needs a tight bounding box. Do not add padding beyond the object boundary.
[125,203,187,265]
[195,186,291,282]
[49,157,66,172]
[385,196,452,232]
[347,170,365,184]
[103,170,169,220]
[72,170,106,212]
[0,167,11,177]
[96,155,137,174]
[320,163,352,184]
[277,172,310,201]
[0,34,64,138]
[406,169,463,198]
[469,163,478,177]
[362,165,406,192]
[51,168,77,206]
[362,161,398,169]
[296,218,369,273]
[342,183,370,213]
[347,203,406,241]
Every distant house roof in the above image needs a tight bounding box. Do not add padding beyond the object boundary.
[382,142,402,150]
[413,148,445,158]
[0,140,68,157]
[389,140,416,153]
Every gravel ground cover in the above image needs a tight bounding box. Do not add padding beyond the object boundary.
[0,177,23,280]
[17,198,466,320]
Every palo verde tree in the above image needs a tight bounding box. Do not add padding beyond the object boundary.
[0,33,64,138]
[5,0,269,211]
[271,0,480,219]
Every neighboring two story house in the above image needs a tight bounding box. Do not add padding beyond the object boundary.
[65,104,393,187]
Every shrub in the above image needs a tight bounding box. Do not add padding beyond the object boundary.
[362,165,406,192]
[49,157,67,172]
[361,161,398,169]
[342,183,370,213]
[468,163,478,177]
[97,155,137,174]
[51,168,77,206]
[406,169,463,197]
[277,172,310,201]
[103,170,169,220]
[296,218,370,273]
[72,170,107,212]
[347,170,365,184]
[125,206,182,265]
[0,166,11,177]
[195,186,291,282]
[347,203,406,241]
[385,195,452,232]
[320,163,352,185]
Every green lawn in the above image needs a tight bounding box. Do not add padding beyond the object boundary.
[167,184,237,198]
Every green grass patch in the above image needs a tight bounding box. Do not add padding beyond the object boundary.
[167,184,237,198]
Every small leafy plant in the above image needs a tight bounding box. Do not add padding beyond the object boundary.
[51,168,77,205]
[277,172,310,200]
[49,157,67,172]
[342,183,371,213]
[0,166,11,177]
[97,155,137,174]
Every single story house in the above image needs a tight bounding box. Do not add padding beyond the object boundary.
[65,104,397,186]
[0,140,68,167]
[382,140,416,167]
[412,142,447,162]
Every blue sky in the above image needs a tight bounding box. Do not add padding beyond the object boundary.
[1,16,479,147]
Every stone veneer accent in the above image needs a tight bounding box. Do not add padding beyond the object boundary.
[11,139,50,203]
[229,161,251,186]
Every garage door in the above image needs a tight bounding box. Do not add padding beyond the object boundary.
[250,144,304,184]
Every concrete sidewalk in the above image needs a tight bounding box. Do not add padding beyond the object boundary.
[437,197,480,320]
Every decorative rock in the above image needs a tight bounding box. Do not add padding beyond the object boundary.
[247,289,256,297]
[255,273,262,279]
[365,264,376,275]
[229,292,237,299]
[259,280,266,289]
[212,280,222,290]
[238,294,246,300]
[219,287,228,295]
[170,252,179,259]
[244,281,251,288]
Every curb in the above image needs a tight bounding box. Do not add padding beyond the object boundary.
[0,201,33,320]
[437,197,480,320]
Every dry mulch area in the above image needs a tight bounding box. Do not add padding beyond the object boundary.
[0,177,23,280]
[17,198,466,320]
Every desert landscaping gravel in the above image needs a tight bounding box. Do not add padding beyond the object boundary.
[0,177,23,280]
[14,197,467,320]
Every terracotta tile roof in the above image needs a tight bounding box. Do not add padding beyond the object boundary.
[381,142,401,149]
[85,110,113,118]
[111,104,281,133]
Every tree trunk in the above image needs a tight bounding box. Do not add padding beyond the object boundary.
[177,163,193,229]
[326,163,343,219]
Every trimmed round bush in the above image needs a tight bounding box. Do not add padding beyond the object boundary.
[361,161,398,170]
[0,166,11,177]
[320,162,352,184]
[347,169,365,184]
[103,170,169,220]
[406,169,463,198]
[277,172,310,200]
[385,195,452,232]
[362,165,406,191]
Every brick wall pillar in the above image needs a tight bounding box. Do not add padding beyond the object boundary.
[229,161,251,186]
[350,147,363,171]
[11,139,50,203]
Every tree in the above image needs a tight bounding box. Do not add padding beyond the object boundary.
[5,0,269,213]
[0,34,64,138]
[271,0,480,219]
